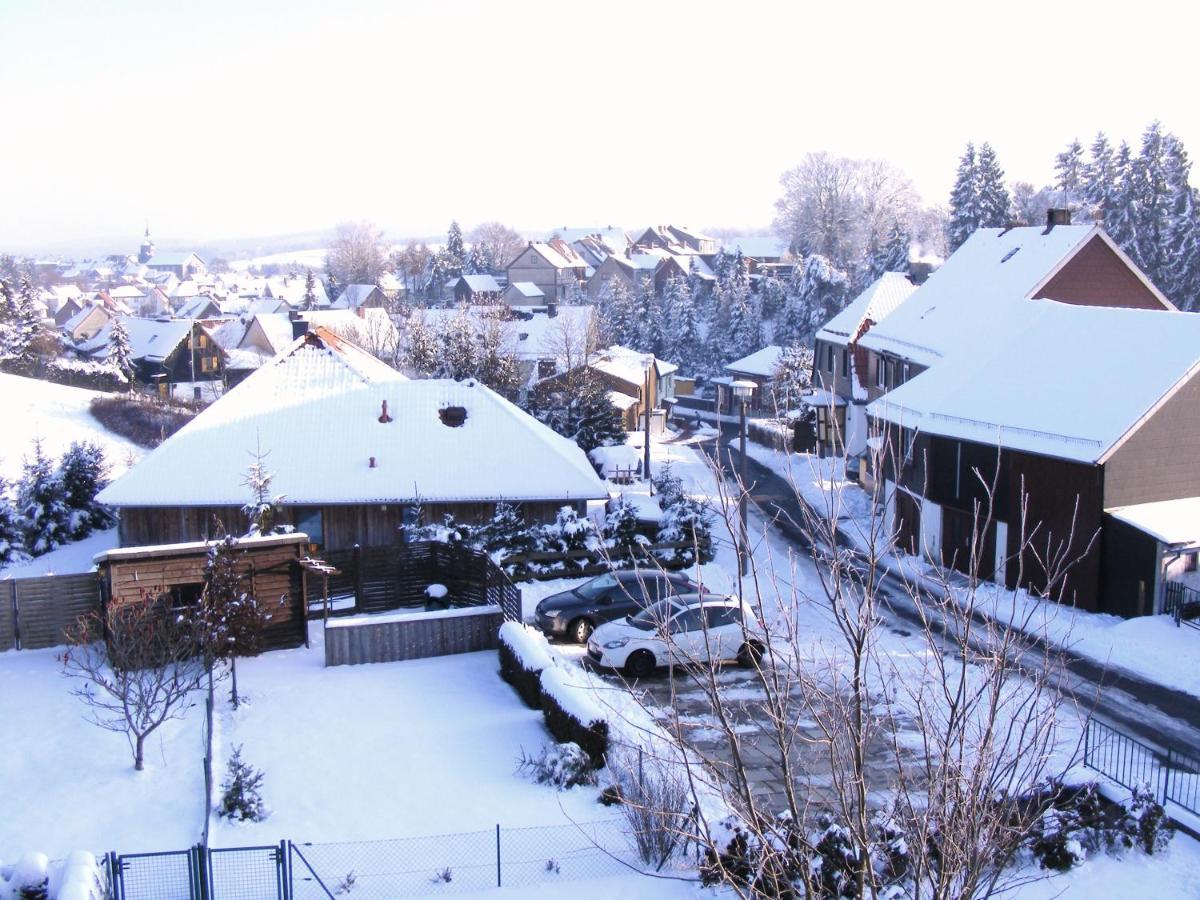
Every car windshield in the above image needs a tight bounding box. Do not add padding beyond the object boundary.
[628,599,677,631]
[574,573,617,600]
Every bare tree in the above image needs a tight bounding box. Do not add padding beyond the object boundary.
[61,597,208,771]
[585,424,1093,898]
[395,240,433,298]
[327,220,388,287]
[469,221,525,271]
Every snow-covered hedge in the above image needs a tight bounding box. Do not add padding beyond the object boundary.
[539,666,610,769]
[498,622,555,709]
[45,358,128,393]
[0,851,103,900]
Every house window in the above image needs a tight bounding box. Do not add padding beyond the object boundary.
[840,349,849,378]
[876,357,887,389]
[825,344,835,373]
[294,507,324,546]
[900,427,915,465]
[200,357,209,373]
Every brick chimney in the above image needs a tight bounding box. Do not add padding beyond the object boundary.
[1045,208,1072,231]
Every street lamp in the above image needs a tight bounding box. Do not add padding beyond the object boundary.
[730,379,756,576]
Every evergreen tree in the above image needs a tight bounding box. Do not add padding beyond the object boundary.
[242,442,283,536]
[635,276,664,356]
[1084,132,1116,224]
[200,528,265,708]
[772,344,815,410]
[435,220,467,286]
[756,274,787,322]
[108,318,135,386]
[1054,139,1087,198]
[1105,142,1138,250]
[479,501,536,559]
[1,276,42,372]
[0,476,24,567]
[599,279,639,347]
[975,143,1011,228]
[465,243,490,276]
[301,269,319,311]
[17,440,71,556]
[325,271,340,307]
[661,276,704,375]
[776,255,849,347]
[523,369,625,453]
[217,745,267,822]
[946,142,979,251]
[1131,121,1170,283]
[861,220,911,285]
[58,441,111,540]
[1162,134,1200,311]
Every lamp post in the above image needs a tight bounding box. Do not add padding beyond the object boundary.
[730,379,756,576]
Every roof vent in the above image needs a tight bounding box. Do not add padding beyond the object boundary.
[368,456,377,468]
[1000,248,1020,263]
[378,400,393,423]
[439,406,468,428]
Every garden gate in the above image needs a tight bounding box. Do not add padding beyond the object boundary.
[107,844,288,900]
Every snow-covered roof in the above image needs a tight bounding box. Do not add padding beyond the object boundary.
[817,272,917,347]
[858,224,1140,367]
[506,281,544,299]
[98,330,607,508]
[79,316,195,363]
[607,390,639,411]
[62,303,109,335]
[1107,497,1200,546]
[244,313,297,355]
[457,274,501,293]
[724,346,783,378]
[591,345,678,385]
[868,299,1200,463]
[176,295,222,319]
[529,240,586,269]
[147,251,203,268]
[332,284,380,309]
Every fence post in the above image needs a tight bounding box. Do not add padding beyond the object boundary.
[496,823,502,888]
[1162,748,1173,807]
[278,839,290,900]
[353,544,363,613]
[107,851,121,900]
[10,579,19,651]
[1083,718,1090,767]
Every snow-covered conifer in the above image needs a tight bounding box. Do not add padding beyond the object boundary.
[17,439,71,556]
[108,318,135,386]
[301,268,319,311]
[946,142,979,251]
[975,143,1011,228]
[58,440,111,540]
[0,476,24,566]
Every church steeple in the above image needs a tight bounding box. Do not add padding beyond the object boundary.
[138,223,155,264]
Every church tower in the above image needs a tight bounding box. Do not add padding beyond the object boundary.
[138,224,155,264]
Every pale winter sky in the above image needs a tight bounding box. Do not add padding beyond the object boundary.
[1,0,1197,253]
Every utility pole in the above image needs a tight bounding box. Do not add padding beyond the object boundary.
[643,357,652,484]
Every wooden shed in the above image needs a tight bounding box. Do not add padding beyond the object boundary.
[94,533,311,650]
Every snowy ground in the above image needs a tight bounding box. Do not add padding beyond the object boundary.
[743,441,1200,701]
[0,373,142,485]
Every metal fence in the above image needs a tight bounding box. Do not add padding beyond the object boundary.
[1083,717,1200,817]
[1162,580,1200,630]
[101,818,683,899]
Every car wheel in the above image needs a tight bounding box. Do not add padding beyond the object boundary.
[737,641,765,668]
[568,618,594,644]
[624,649,656,679]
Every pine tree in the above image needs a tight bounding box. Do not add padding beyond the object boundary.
[523,369,625,453]
[441,221,466,280]
[17,440,71,556]
[108,318,135,386]
[772,344,815,411]
[1162,134,1200,311]
[975,143,1011,228]
[217,745,267,822]
[301,269,319,311]
[1055,139,1087,198]
[661,276,704,375]
[0,476,24,567]
[242,441,283,536]
[776,255,849,347]
[757,274,787,322]
[946,142,979,251]
[635,276,664,356]
[58,441,111,540]
[1,276,43,372]
[599,279,639,347]
[1132,122,1170,284]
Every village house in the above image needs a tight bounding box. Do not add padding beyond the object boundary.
[449,273,502,304]
[332,283,388,310]
[145,251,207,280]
[539,345,678,432]
[501,281,545,306]
[630,225,718,255]
[97,328,609,550]
[813,212,1200,619]
[585,254,658,299]
[713,346,784,414]
[77,316,224,392]
[505,239,588,302]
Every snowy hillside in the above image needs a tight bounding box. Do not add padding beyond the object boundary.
[0,374,143,483]
[228,247,327,271]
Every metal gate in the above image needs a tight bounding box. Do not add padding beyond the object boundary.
[109,844,287,900]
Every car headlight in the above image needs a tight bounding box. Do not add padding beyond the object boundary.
[603,637,630,649]
[542,609,561,617]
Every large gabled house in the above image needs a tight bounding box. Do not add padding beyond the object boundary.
[505,240,588,303]
[77,316,224,391]
[145,251,207,280]
[98,328,609,551]
[814,212,1200,618]
[332,284,388,310]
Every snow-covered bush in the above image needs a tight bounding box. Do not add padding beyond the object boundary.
[603,497,645,558]
[497,622,554,709]
[45,357,129,393]
[0,851,98,900]
[217,745,268,823]
[539,666,609,769]
[655,495,714,566]
[516,741,596,789]
[16,440,71,556]
[1118,784,1173,856]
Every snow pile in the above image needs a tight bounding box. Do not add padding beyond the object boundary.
[0,851,103,900]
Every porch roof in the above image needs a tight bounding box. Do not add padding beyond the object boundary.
[1107,497,1200,548]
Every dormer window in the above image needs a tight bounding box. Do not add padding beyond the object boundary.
[439,406,467,427]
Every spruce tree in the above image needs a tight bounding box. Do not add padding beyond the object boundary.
[1162,134,1200,311]
[0,476,24,567]
[757,274,787,322]
[600,279,639,347]
[946,142,979,251]
[662,276,704,374]
[523,369,625,453]
[108,318,135,386]
[443,221,466,278]
[301,269,319,311]
[635,276,664,356]
[1084,132,1116,224]
[2,276,42,372]
[58,441,111,540]
[1131,122,1170,283]
[975,143,1012,228]
[17,440,71,556]
[1105,142,1138,250]
[777,254,849,347]
[1054,139,1087,198]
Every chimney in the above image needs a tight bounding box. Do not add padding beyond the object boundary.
[378,400,393,423]
[368,456,376,468]
[291,316,309,340]
[1045,208,1072,232]
[546,300,558,318]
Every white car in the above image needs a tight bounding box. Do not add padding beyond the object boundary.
[585,593,767,678]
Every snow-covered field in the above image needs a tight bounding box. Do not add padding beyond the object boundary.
[0,374,142,485]
[228,248,327,271]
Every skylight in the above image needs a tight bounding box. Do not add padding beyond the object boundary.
[1000,248,1020,263]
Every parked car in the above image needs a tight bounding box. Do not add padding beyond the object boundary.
[533,569,699,643]
[585,593,766,678]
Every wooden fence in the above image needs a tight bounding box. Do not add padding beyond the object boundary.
[2,572,102,651]
[324,605,504,666]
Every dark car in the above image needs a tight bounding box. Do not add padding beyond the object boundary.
[533,569,700,643]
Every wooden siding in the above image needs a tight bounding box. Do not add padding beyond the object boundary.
[1103,369,1200,508]
[324,606,502,666]
[1099,514,1160,618]
[103,540,307,650]
[1036,235,1167,310]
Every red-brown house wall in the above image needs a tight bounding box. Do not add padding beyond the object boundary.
[1035,236,1168,310]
